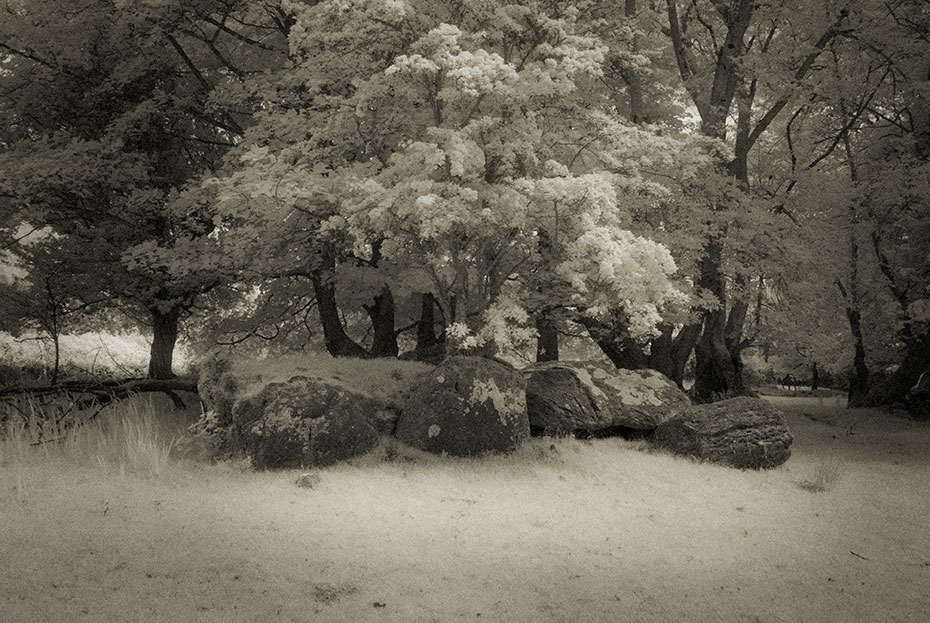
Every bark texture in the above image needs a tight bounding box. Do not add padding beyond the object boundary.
[148,305,181,380]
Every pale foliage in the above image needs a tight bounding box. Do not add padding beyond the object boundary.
[234,0,710,351]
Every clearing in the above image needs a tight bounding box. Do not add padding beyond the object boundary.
[1,392,928,622]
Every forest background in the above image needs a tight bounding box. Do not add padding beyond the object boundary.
[1,0,928,412]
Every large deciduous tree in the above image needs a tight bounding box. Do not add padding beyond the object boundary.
[757,0,930,408]
[0,0,288,378]
[208,0,701,359]
[661,0,849,401]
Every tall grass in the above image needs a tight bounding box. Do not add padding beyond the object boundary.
[1,394,193,482]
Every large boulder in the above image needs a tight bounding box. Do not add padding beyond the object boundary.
[231,376,381,469]
[195,354,431,467]
[651,397,793,469]
[394,356,530,456]
[522,361,690,436]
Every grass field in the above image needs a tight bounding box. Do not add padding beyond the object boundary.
[1,391,928,622]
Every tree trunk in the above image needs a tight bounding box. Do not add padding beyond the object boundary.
[535,313,560,362]
[669,324,701,388]
[365,287,398,357]
[580,316,649,369]
[416,293,440,351]
[724,294,750,395]
[839,127,871,408]
[874,332,930,408]
[615,0,650,124]
[583,316,698,388]
[311,251,368,358]
[693,325,736,402]
[148,305,180,380]
[846,306,870,407]
[811,362,819,391]
[648,323,701,389]
[691,239,740,402]
[50,332,61,385]
[411,293,446,361]
[674,0,752,402]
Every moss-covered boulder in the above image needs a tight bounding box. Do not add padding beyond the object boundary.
[394,356,530,456]
[523,361,690,436]
[194,354,432,466]
[231,376,381,468]
[651,397,793,469]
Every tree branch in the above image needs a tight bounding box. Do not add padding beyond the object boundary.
[666,0,707,119]
[745,8,849,150]
[0,42,56,70]
[164,33,211,91]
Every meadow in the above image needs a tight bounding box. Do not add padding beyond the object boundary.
[1,389,928,623]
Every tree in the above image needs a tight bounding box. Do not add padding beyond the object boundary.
[757,0,930,407]
[206,0,699,360]
[0,0,289,378]
[0,237,107,382]
[837,0,930,407]
[660,0,851,401]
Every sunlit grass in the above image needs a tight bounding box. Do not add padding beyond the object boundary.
[0,330,193,381]
[1,394,196,484]
[215,352,433,408]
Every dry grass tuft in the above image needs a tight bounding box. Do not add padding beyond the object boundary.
[797,458,841,492]
[311,582,358,603]
[1,394,197,483]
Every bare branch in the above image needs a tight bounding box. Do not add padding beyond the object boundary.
[746,8,850,150]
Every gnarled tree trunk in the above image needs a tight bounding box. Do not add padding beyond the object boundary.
[415,293,440,351]
[148,304,181,380]
[649,323,701,389]
[365,287,398,357]
[580,316,648,370]
[311,250,368,358]
[691,238,741,402]
[535,312,560,362]
[582,316,699,389]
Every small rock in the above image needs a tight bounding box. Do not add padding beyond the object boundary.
[296,472,321,489]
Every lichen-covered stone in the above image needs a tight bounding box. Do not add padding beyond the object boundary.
[394,356,529,456]
[194,354,428,465]
[233,376,381,469]
[523,361,690,436]
[651,397,793,469]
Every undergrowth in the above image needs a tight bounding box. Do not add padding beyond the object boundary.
[1,394,196,482]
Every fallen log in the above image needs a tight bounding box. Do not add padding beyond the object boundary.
[0,377,198,400]
[1,377,201,444]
